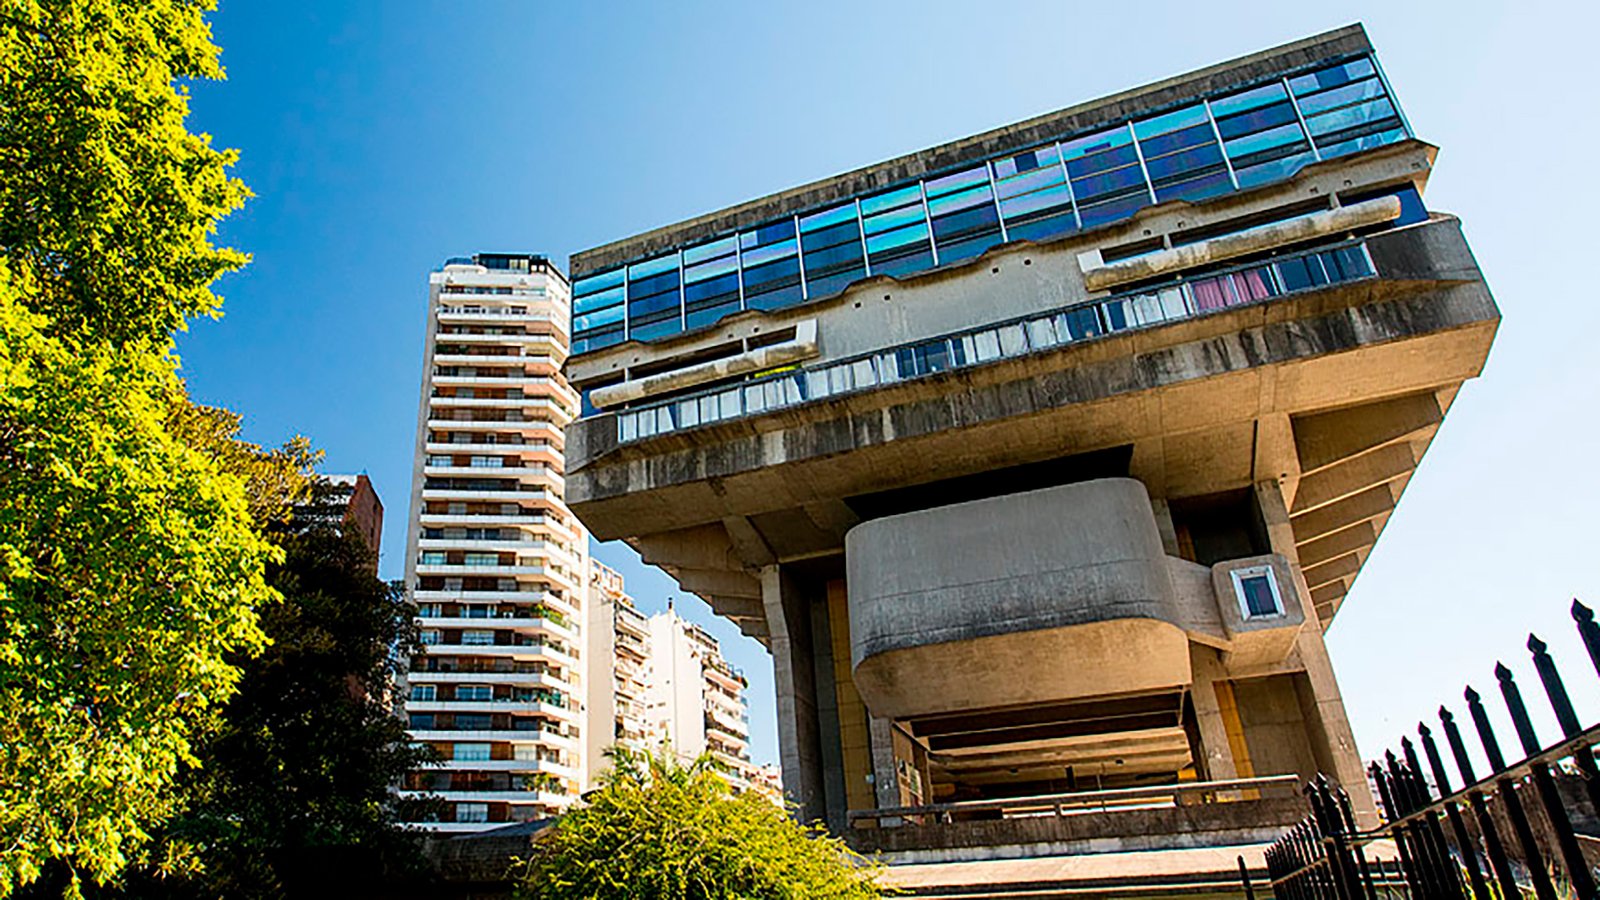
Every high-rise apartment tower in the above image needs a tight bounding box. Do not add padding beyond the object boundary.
[399,253,590,832]
[559,25,1499,864]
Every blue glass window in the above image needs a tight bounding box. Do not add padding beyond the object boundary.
[682,236,741,330]
[925,165,1003,265]
[799,202,866,299]
[573,54,1410,356]
[1291,59,1404,159]
[572,268,626,353]
[1062,126,1151,228]
[1133,103,1230,204]
[626,254,682,342]
[993,144,1077,243]
[1212,81,1315,189]
[861,185,933,278]
[740,219,803,311]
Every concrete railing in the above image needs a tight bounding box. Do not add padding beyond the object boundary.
[847,775,1301,826]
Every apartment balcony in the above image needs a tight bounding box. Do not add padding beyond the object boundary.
[406,790,573,807]
[431,352,561,372]
[408,670,570,690]
[416,536,575,555]
[417,512,569,530]
[419,489,561,507]
[424,418,562,437]
[415,615,576,641]
[429,396,573,413]
[425,438,563,459]
[407,729,577,751]
[421,466,565,490]
[434,758,578,779]
[434,331,563,349]
[417,643,578,668]
[436,309,567,327]
[704,662,745,692]
[707,703,748,733]
[406,699,575,719]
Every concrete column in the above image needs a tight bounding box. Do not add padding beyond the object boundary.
[760,565,827,825]
[1187,645,1240,782]
[1255,479,1379,827]
[867,715,901,821]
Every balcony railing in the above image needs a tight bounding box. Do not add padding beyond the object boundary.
[612,239,1377,443]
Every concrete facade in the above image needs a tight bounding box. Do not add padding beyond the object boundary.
[558,25,1498,864]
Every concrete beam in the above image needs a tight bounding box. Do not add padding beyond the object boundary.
[1292,393,1442,475]
[723,515,777,568]
[1290,483,1396,545]
[1302,552,1364,591]
[1290,443,1417,515]
[634,523,743,571]
[703,594,765,620]
[1309,581,1349,610]
[1296,521,1377,570]
[676,567,762,600]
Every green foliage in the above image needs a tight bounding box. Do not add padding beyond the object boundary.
[75,526,440,899]
[0,270,277,895]
[515,748,886,900]
[0,0,276,894]
[0,0,251,347]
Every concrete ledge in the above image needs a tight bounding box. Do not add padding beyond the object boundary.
[1079,196,1401,292]
[589,319,818,408]
[849,795,1305,859]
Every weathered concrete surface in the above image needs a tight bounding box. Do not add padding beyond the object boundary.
[846,479,1192,717]
[566,219,1495,554]
[1081,195,1401,291]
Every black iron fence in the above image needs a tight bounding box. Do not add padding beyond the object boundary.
[1252,601,1600,900]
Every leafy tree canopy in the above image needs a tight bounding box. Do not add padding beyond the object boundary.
[515,749,886,900]
[66,525,439,900]
[0,275,278,896]
[0,1,275,894]
[0,0,250,347]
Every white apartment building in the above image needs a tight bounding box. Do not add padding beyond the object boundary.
[583,560,654,777]
[399,253,589,831]
[645,608,760,793]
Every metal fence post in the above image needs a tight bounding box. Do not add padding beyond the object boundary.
[1468,684,1558,900]
[1418,722,1490,900]
[1441,704,1521,900]
[1497,661,1597,899]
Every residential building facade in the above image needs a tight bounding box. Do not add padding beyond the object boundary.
[559,24,1499,864]
[644,607,760,793]
[399,253,590,831]
[583,559,654,777]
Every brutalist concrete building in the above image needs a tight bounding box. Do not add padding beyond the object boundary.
[559,25,1498,862]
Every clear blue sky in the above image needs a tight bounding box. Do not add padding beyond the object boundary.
[181,1,1600,773]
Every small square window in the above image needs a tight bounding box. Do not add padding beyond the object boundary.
[1231,566,1284,619]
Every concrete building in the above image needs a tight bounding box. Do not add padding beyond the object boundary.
[644,607,760,793]
[559,24,1499,867]
[583,559,654,776]
[399,253,591,832]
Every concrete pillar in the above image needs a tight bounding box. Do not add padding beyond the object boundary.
[1255,479,1379,827]
[1187,645,1240,782]
[760,565,827,825]
[867,715,901,819]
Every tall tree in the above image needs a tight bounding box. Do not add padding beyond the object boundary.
[0,285,281,896]
[0,0,271,895]
[515,749,885,900]
[84,521,438,899]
